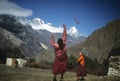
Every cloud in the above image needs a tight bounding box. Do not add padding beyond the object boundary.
[0,0,33,17]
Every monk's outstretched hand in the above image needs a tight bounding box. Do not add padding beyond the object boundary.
[63,24,66,29]
[51,34,54,38]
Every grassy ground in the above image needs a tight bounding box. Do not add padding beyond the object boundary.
[0,64,119,81]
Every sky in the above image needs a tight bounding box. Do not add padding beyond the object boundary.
[0,0,120,36]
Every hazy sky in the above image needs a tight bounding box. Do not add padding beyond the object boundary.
[0,0,120,36]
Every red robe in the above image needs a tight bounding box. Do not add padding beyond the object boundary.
[50,27,68,74]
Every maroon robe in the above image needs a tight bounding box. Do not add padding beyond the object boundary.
[50,27,68,74]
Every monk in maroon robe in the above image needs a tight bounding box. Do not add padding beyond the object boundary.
[50,24,68,81]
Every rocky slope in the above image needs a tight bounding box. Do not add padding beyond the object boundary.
[107,56,120,77]
[67,19,120,64]
[0,14,85,58]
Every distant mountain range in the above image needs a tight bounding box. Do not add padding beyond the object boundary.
[0,14,86,58]
[18,17,83,38]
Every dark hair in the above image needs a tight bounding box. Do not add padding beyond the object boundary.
[57,38,64,50]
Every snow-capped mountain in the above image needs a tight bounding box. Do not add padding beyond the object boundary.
[68,26,80,38]
[32,18,45,24]
[19,17,82,38]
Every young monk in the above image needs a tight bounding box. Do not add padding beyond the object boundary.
[50,24,68,81]
[76,52,86,81]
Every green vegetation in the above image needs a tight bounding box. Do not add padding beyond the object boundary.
[67,55,77,71]
[23,58,52,69]
[0,47,24,64]
[67,55,108,75]
[0,47,24,58]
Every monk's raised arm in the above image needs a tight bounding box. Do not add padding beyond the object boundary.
[50,34,55,46]
[62,24,67,44]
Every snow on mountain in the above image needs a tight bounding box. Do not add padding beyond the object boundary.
[68,26,80,38]
[19,17,82,37]
[40,42,48,50]
[32,18,45,25]
[19,17,63,33]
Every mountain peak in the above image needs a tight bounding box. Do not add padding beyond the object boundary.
[68,26,80,38]
[69,26,78,33]
[32,18,45,24]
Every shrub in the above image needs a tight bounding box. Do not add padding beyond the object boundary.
[24,62,40,68]
[67,55,77,71]
[39,63,51,69]
[23,62,52,69]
